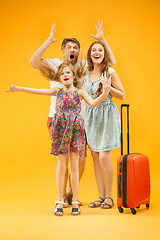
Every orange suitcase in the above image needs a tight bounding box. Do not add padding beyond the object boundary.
[117,104,150,214]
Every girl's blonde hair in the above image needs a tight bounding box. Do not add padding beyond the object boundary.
[56,63,82,89]
[87,41,109,97]
[38,61,86,89]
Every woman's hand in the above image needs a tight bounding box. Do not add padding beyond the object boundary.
[90,20,105,42]
[48,22,57,43]
[100,72,111,94]
[6,84,21,92]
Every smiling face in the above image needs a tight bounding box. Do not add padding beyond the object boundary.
[59,66,75,88]
[90,43,105,65]
[62,41,80,65]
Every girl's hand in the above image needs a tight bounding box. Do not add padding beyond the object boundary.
[90,20,104,42]
[6,84,21,92]
[48,22,57,43]
[100,72,111,94]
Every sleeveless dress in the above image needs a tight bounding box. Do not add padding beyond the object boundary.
[50,89,86,156]
[83,68,121,152]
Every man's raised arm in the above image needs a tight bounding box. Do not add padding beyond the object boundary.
[29,22,57,69]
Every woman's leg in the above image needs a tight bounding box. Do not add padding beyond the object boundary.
[91,150,105,199]
[99,150,114,207]
[56,153,69,215]
[47,117,52,139]
[88,150,105,207]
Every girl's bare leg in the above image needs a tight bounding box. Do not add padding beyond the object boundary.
[56,154,69,215]
[63,168,69,207]
[64,169,68,195]
[67,155,85,194]
[79,155,86,180]
[70,152,80,215]
[48,119,68,203]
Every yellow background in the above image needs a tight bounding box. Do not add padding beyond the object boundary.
[0,0,160,239]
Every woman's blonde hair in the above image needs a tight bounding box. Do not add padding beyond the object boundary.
[87,41,109,97]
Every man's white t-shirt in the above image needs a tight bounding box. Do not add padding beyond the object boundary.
[45,58,87,118]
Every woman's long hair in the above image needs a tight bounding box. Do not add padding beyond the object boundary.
[87,41,109,97]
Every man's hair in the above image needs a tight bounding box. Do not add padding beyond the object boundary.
[61,38,80,50]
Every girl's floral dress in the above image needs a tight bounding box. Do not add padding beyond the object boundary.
[50,89,86,156]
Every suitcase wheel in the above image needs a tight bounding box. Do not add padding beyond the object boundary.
[131,208,137,215]
[146,204,150,209]
[118,207,124,213]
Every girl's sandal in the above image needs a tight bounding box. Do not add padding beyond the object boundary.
[71,201,81,215]
[67,193,82,206]
[88,197,104,208]
[77,200,82,206]
[100,197,114,209]
[54,201,64,216]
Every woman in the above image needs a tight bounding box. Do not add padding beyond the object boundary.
[83,41,125,209]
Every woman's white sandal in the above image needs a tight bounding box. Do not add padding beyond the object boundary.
[54,201,64,216]
[71,201,81,215]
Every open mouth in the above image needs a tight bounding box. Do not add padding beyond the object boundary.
[64,77,69,81]
[70,55,75,60]
[94,56,100,59]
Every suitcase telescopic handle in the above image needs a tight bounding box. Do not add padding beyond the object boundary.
[121,104,130,155]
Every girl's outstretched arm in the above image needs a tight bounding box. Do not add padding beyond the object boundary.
[78,74,111,107]
[6,85,59,96]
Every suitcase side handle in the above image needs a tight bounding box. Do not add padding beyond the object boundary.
[118,174,122,197]
[121,104,130,155]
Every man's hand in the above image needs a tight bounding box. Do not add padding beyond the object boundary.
[48,22,57,43]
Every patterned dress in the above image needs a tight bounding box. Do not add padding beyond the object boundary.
[50,89,86,156]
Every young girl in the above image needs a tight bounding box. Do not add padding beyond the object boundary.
[83,41,125,209]
[7,62,111,216]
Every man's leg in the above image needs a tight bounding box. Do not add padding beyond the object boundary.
[47,117,52,139]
